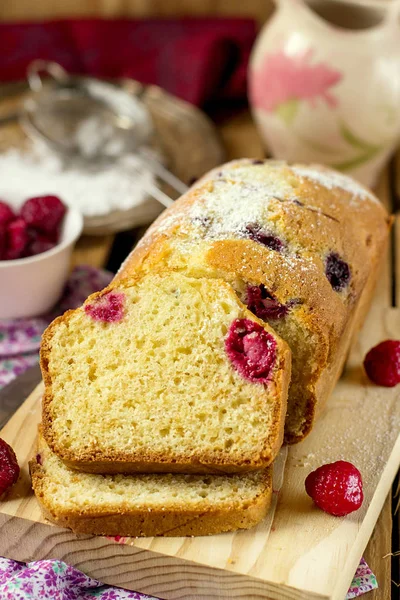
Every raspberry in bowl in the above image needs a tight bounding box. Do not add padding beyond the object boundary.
[0,196,83,319]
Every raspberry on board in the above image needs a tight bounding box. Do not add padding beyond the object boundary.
[305,460,363,517]
[0,438,20,497]
[364,340,400,387]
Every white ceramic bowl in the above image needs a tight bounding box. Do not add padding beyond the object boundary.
[0,208,83,319]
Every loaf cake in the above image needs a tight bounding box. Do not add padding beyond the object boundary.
[30,432,273,537]
[41,271,290,473]
[113,160,390,442]
[41,158,389,474]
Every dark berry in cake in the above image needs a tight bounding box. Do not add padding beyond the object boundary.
[251,159,265,165]
[246,285,289,321]
[325,252,351,291]
[85,291,125,323]
[192,215,213,229]
[0,438,20,497]
[363,340,400,387]
[0,201,15,226]
[225,318,276,384]
[305,461,363,517]
[21,195,66,236]
[245,223,284,252]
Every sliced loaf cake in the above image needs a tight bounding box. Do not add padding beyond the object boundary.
[41,271,290,474]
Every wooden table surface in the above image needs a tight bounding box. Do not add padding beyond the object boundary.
[70,111,398,599]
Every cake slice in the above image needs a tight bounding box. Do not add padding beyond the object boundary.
[30,433,273,537]
[41,272,290,474]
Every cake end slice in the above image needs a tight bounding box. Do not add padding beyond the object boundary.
[31,432,273,537]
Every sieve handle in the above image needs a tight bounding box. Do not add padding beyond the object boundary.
[27,60,69,92]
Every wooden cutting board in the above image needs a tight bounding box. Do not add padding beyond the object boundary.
[0,185,399,600]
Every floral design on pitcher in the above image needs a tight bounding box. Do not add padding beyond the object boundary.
[299,121,384,171]
[250,47,387,171]
[250,48,342,125]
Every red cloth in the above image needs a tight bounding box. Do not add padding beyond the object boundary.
[0,18,256,107]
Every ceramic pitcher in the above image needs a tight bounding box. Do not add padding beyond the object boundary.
[249,0,400,187]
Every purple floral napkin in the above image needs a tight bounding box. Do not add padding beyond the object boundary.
[347,558,378,599]
[0,265,378,599]
[0,558,157,599]
[0,555,377,599]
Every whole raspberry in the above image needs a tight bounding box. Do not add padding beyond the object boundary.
[4,218,29,260]
[26,229,57,257]
[0,225,6,260]
[0,438,20,497]
[363,340,400,387]
[21,195,66,236]
[0,201,15,226]
[305,460,363,517]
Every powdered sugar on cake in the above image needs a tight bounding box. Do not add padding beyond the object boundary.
[189,176,292,240]
[118,160,380,280]
[290,166,378,204]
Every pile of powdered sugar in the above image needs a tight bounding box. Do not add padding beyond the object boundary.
[0,140,156,217]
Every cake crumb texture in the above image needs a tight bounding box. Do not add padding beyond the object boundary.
[41,272,290,473]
